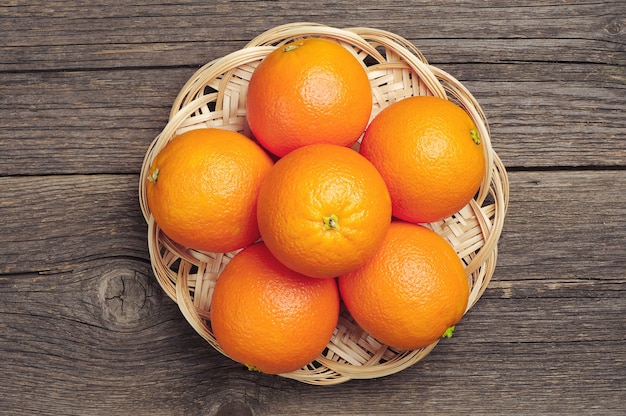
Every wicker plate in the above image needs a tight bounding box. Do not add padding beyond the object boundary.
[138,22,509,385]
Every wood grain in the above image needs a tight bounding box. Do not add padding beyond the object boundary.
[1,171,624,414]
[1,1,625,414]
[2,170,625,278]
[1,270,624,415]
[2,1,624,71]
[0,174,147,274]
[1,0,624,174]
[1,63,624,176]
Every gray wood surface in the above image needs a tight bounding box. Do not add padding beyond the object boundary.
[1,1,625,415]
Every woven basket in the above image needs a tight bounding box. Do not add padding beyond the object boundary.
[138,22,509,385]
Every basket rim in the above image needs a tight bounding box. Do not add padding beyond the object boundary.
[138,22,510,386]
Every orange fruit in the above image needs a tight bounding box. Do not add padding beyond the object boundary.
[360,95,486,223]
[256,143,392,278]
[246,37,372,157]
[338,221,469,350]
[146,128,273,253]
[210,242,340,374]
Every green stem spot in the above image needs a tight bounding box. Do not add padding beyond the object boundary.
[147,167,160,183]
[442,325,456,339]
[245,364,262,372]
[323,214,340,231]
[470,129,481,145]
[283,44,299,52]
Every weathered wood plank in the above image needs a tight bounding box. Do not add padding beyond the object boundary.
[0,258,241,415]
[460,65,626,169]
[1,1,624,71]
[1,1,623,175]
[1,2,625,413]
[0,174,148,274]
[1,62,624,176]
[1,171,624,413]
[0,68,182,176]
[495,170,626,282]
[1,263,624,415]
[2,170,625,279]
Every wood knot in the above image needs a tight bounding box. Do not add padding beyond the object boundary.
[606,21,621,35]
[96,267,160,330]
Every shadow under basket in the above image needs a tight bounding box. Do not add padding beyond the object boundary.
[138,22,510,386]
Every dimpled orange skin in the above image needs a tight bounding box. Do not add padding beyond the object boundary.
[360,95,486,223]
[246,37,372,157]
[146,128,273,253]
[256,143,392,279]
[338,221,470,350]
[210,242,340,375]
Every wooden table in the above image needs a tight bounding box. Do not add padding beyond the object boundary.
[2,2,625,415]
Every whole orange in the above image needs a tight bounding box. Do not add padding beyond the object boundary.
[210,242,340,374]
[338,221,469,350]
[360,95,486,223]
[246,37,372,157]
[256,143,391,278]
[145,128,273,253]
